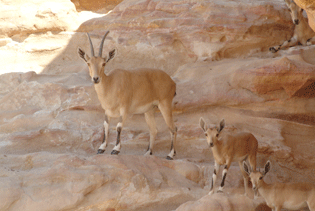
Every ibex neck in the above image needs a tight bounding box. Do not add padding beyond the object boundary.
[94,71,109,96]
[298,14,308,27]
[211,141,223,155]
[258,181,272,198]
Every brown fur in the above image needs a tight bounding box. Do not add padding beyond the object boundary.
[200,118,258,196]
[78,32,177,159]
[244,161,315,211]
[270,0,315,53]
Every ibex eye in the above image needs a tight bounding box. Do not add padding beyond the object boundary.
[205,133,208,137]
[102,63,105,67]
[259,177,263,180]
[216,134,219,137]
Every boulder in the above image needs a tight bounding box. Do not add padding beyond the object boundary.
[176,194,270,211]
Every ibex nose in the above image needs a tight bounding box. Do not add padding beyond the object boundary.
[93,77,100,84]
[294,19,299,25]
[210,143,214,147]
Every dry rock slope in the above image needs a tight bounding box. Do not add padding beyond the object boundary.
[0,0,315,210]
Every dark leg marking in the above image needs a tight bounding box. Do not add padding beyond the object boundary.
[97,116,109,154]
[170,140,176,156]
[219,165,228,189]
[220,172,227,187]
[111,126,121,155]
[97,134,106,154]
[146,145,153,155]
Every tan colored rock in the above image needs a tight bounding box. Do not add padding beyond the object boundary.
[71,0,124,12]
[232,56,315,97]
[75,0,293,74]
[1,0,315,210]
[0,153,207,211]
[0,0,79,38]
[176,194,270,211]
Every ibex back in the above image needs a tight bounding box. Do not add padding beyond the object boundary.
[78,31,177,159]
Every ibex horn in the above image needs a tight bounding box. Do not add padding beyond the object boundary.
[99,31,110,57]
[87,33,95,57]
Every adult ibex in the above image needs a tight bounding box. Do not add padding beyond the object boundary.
[244,161,315,211]
[269,0,315,53]
[199,118,258,196]
[78,31,177,160]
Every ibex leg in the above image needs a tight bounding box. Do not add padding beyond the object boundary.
[111,115,126,155]
[144,109,157,156]
[159,100,177,160]
[98,115,110,154]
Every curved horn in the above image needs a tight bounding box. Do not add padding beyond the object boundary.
[99,31,110,57]
[87,33,95,57]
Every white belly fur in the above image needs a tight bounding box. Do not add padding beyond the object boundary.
[283,201,307,210]
[105,101,159,117]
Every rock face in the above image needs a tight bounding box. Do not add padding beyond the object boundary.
[0,154,206,211]
[0,0,79,38]
[71,0,124,12]
[176,194,271,211]
[1,0,315,210]
[75,0,294,75]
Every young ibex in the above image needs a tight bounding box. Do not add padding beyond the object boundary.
[243,161,315,211]
[78,31,177,160]
[199,118,258,196]
[269,0,315,53]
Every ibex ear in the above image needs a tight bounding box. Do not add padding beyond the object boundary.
[106,49,116,62]
[243,161,251,176]
[199,117,207,132]
[78,47,89,62]
[263,160,271,176]
[219,119,225,132]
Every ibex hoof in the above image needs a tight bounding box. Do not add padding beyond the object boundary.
[269,47,277,53]
[144,151,152,156]
[97,149,105,154]
[111,150,120,155]
[166,156,173,160]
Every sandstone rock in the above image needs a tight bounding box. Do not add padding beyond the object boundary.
[71,0,124,12]
[0,0,79,38]
[176,194,270,211]
[75,0,293,74]
[232,56,315,97]
[1,0,315,210]
[0,153,207,211]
